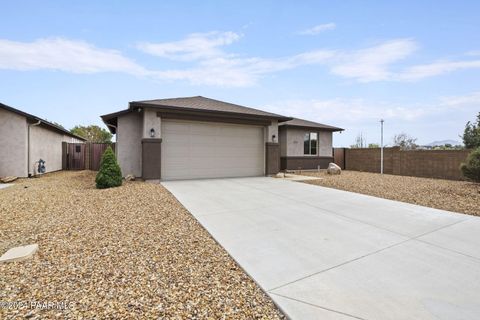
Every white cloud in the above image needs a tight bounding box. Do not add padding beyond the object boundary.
[330,39,418,82]
[152,49,335,87]
[466,50,480,56]
[1,34,480,87]
[0,34,336,87]
[327,39,480,83]
[438,91,480,108]
[265,98,426,126]
[139,31,336,86]
[143,35,480,86]
[0,38,147,75]
[136,31,241,61]
[264,92,480,146]
[298,23,336,35]
[398,59,480,81]
[264,91,480,126]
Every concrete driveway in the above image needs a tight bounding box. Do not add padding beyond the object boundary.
[162,177,480,320]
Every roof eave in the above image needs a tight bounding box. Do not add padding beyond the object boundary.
[0,102,86,141]
[100,108,134,134]
[280,124,344,132]
[129,101,292,122]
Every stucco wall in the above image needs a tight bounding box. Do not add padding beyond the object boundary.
[265,120,278,143]
[319,131,333,157]
[286,128,306,156]
[285,128,333,157]
[117,111,142,177]
[29,125,80,175]
[0,108,27,177]
[143,108,162,139]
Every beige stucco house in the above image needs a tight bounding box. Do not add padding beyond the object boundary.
[101,96,342,181]
[279,118,343,170]
[0,103,85,178]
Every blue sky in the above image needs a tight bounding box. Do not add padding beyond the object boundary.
[1,1,479,146]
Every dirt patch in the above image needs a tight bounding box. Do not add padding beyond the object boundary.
[300,170,480,216]
[0,171,284,319]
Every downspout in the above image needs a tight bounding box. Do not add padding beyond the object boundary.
[27,120,41,177]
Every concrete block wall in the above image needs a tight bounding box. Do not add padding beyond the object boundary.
[343,147,471,180]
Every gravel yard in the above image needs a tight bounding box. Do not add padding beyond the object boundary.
[0,171,284,319]
[300,170,480,216]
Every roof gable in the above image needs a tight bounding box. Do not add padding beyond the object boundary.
[131,96,290,120]
[279,117,343,131]
[0,102,86,141]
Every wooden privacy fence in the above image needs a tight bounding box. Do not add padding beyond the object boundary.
[333,147,471,180]
[62,142,115,171]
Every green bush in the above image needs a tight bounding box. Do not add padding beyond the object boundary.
[460,147,480,182]
[95,146,122,189]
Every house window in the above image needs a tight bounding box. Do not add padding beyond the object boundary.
[304,132,318,155]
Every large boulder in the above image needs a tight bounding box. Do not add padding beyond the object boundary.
[125,174,136,181]
[327,163,341,175]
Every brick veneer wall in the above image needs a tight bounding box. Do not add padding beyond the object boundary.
[344,147,471,180]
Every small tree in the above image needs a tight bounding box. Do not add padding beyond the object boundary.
[71,125,113,143]
[393,133,418,150]
[461,147,480,182]
[95,146,122,189]
[462,112,480,149]
[351,133,367,148]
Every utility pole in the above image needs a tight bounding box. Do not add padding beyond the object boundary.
[380,119,384,174]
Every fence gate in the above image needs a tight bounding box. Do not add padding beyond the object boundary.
[62,142,115,171]
[67,143,86,170]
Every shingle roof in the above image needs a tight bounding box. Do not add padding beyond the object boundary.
[279,117,344,131]
[131,96,290,120]
[0,102,86,140]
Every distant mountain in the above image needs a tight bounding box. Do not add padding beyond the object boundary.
[425,140,462,147]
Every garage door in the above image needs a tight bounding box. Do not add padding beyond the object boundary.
[161,120,265,180]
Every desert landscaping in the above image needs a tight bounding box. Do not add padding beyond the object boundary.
[300,170,480,216]
[0,171,284,319]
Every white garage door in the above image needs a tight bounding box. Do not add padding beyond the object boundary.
[161,120,265,180]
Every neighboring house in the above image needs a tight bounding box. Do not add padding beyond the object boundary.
[279,118,343,170]
[0,103,85,177]
[101,96,343,180]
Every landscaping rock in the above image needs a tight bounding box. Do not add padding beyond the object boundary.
[327,163,342,175]
[0,171,285,318]
[0,244,38,263]
[1,176,17,183]
[300,170,480,216]
[125,174,135,181]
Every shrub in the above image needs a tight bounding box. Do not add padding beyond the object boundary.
[460,147,480,182]
[95,146,122,189]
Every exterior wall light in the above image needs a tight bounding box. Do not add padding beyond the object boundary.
[150,128,156,138]
[272,134,276,142]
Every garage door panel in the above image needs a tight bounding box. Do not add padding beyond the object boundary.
[188,123,220,135]
[162,148,190,160]
[161,120,264,180]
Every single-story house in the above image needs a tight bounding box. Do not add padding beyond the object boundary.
[279,117,343,170]
[0,102,85,177]
[101,96,343,180]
